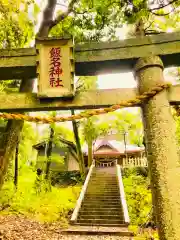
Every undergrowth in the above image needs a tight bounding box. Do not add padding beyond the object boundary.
[0,167,81,226]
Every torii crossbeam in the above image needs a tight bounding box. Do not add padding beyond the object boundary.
[1,32,180,112]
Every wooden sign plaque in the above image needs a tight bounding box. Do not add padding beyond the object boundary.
[36,37,74,98]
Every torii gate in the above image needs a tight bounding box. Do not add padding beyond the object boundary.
[1,32,180,239]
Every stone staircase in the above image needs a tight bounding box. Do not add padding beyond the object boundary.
[75,166,127,227]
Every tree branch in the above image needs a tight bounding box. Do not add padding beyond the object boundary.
[150,0,178,11]
[150,7,175,16]
[51,0,79,29]
[37,0,57,37]
[37,0,78,38]
[144,21,154,31]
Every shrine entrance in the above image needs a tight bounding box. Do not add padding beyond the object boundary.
[1,32,180,239]
[94,159,117,168]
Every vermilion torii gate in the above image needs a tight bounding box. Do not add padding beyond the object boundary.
[1,32,180,239]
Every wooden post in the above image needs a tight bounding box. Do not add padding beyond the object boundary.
[134,56,180,239]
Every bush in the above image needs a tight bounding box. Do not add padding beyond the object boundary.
[51,170,83,186]
[123,171,152,226]
[0,169,81,225]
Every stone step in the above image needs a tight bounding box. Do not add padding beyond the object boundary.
[90,179,117,181]
[88,187,118,189]
[88,182,118,185]
[87,185,118,187]
[81,204,122,209]
[90,178,117,181]
[71,166,128,228]
[78,215,124,220]
[80,204,123,208]
[84,197,120,200]
[90,178,117,180]
[92,175,116,177]
[85,195,120,198]
[85,192,120,196]
[87,189,119,192]
[62,228,133,237]
[84,196,120,200]
[89,179,117,182]
[90,175,117,177]
[82,199,121,203]
[81,203,122,211]
[89,181,117,183]
[90,177,117,180]
[73,223,128,227]
[88,185,118,187]
[87,188,119,191]
[79,209,124,216]
[79,209,123,213]
[86,191,119,194]
[83,200,121,204]
[85,193,120,197]
[85,196,120,199]
[76,219,125,225]
[87,188,119,190]
[83,199,121,202]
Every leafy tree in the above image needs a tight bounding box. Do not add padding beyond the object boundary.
[111,109,143,146]
[75,76,98,92]
[72,76,98,172]
[0,0,38,189]
[81,116,99,166]
[0,0,35,48]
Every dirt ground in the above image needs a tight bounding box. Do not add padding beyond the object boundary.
[0,215,132,240]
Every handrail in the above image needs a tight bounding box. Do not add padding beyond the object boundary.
[71,160,95,222]
[116,164,130,224]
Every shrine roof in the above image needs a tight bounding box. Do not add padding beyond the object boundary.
[82,139,144,155]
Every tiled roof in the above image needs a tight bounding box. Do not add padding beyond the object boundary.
[82,139,144,155]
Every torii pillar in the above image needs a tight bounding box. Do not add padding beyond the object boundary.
[134,56,180,240]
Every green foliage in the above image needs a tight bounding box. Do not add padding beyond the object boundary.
[175,115,180,145]
[18,122,38,171]
[81,116,99,144]
[112,110,143,145]
[54,124,74,143]
[37,154,66,172]
[51,171,82,186]
[49,0,180,42]
[49,0,131,41]
[0,0,36,48]
[123,169,151,226]
[0,169,81,224]
[75,76,98,92]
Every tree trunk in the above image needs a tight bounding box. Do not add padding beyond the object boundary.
[45,126,54,180]
[14,139,19,189]
[123,132,127,159]
[0,78,34,189]
[88,141,93,167]
[0,0,77,190]
[71,109,85,176]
